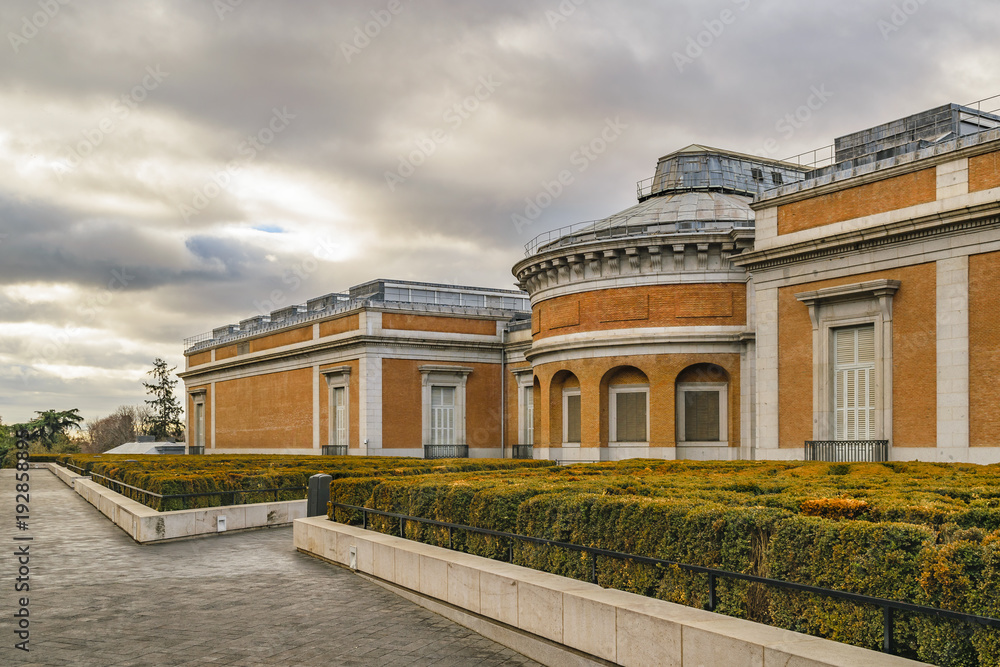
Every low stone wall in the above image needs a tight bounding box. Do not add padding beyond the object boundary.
[46,463,306,543]
[294,517,929,667]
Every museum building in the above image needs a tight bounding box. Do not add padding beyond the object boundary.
[180,101,1000,464]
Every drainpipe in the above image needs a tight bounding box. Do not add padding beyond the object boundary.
[500,324,506,459]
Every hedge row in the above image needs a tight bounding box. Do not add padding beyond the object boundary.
[328,460,1000,666]
[54,454,553,511]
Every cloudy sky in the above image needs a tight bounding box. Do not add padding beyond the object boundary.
[0,0,997,427]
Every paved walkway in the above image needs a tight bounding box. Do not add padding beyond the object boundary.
[1,469,541,666]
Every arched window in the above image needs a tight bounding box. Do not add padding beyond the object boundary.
[607,367,649,443]
[676,364,729,444]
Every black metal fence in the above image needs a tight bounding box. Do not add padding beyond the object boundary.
[511,444,533,459]
[322,445,348,456]
[805,440,889,462]
[329,501,1000,656]
[59,462,307,510]
[423,444,469,459]
[188,446,205,455]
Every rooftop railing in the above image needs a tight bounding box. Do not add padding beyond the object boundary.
[524,216,754,257]
[183,298,529,354]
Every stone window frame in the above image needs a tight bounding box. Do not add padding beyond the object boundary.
[609,384,650,445]
[322,366,352,449]
[512,369,534,446]
[675,382,728,446]
[562,387,581,447]
[795,279,900,442]
[419,365,472,446]
[188,388,207,449]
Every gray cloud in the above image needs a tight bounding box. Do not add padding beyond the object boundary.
[1,0,997,423]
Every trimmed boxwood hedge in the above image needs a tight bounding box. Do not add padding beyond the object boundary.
[329,459,1000,666]
[56,454,554,511]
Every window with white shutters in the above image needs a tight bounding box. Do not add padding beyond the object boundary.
[194,402,205,448]
[430,386,456,445]
[523,386,534,445]
[834,326,876,440]
[333,386,347,448]
[564,391,581,443]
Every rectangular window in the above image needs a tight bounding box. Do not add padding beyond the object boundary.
[430,386,456,445]
[684,391,720,441]
[615,391,647,442]
[332,386,347,447]
[835,326,876,440]
[565,392,581,443]
[522,386,534,445]
[194,402,205,448]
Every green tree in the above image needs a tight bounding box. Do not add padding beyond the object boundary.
[143,358,183,440]
[26,409,84,450]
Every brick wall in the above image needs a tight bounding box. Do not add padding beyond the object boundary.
[249,326,313,353]
[533,284,746,339]
[382,313,496,335]
[969,149,1000,193]
[187,351,211,368]
[319,313,359,337]
[214,368,313,450]
[777,262,937,448]
[776,168,936,235]
[969,250,1000,447]
[215,344,237,361]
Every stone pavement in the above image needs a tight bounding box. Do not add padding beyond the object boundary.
[1,469,542,666]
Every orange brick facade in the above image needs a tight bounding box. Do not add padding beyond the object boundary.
[187,351,211,368]
[249,326,312,353]
[970,150,1000,193]
[214,368,314,450]
[969,250,1000,447]
[382,313,496,335]
[776,168,936,235]
[319,314,359,337]
[777,263,937,448]
[532,284,746,340]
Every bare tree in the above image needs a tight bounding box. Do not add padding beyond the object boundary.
[84,405,152,453]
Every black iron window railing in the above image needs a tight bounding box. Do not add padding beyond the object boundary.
[511,444,533,459]
[329,502,1000,656]
[423,444,468,459]
[322,445,348,456]
[805,440,889,462]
